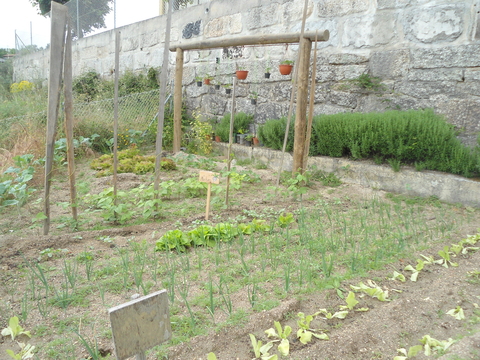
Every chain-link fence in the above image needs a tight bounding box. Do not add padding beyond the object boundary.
[0,89,172,152]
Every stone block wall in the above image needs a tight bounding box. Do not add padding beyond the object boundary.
[13,0,480,145]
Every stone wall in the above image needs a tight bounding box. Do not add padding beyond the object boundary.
[13,0,480,145]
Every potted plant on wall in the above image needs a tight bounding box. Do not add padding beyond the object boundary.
[236,65,249,80]
[279,60,294,75]
[223,83,232,94]
[195,76,203,87]
[249,91,258,105]
[265,66,271,79]
[245,134,254,146]
[204,74,213,85]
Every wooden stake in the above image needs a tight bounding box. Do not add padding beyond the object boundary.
[225,77,236,207]
[173,47,184,153]
[303,31,319,169]
[154,0,174,212]
[43,2,67,235]
[63,20,77,222]
[276,0,310,185]
[205,182,212,220]
[113,30,120,219]
[292,37,312,174]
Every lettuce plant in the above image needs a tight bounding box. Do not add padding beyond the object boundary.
[296,312,329,344]
[1,317,31,341]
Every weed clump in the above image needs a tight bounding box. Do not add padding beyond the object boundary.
[90,146,176,177]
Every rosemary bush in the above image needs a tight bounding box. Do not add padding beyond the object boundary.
[260,109,479,177]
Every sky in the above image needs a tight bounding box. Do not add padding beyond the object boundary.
[0,0,160,50]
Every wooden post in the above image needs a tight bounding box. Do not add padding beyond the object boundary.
[63,21,77,222]
[154,0,174,210]
[173,47,184,153]
[113,30,120,218]
[303,32,319,169]
[292,37,312,174]
[43,2,68,235]
[225,76,236,207]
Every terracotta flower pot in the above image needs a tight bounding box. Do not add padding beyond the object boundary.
[253,137,260,145]
[215,135,221,142]
[279,64,293,75]
[204,78,211,85]
[236,70,249,80]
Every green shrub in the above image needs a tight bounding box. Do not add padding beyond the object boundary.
[258,116,294,151]
[260,109,479,177]
[215,112,253,142]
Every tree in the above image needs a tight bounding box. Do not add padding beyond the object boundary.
[30,0,112,39]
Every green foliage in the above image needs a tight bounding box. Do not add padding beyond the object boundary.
[155,219,269,253]
[72,68,160,101]
[31,0,111,39]
[215,112,253,142]
[186,116,213,155]
[89,146,176,177]
[1,316,31,341]
[259,109,480,176]
[1,155,37,208]
[349,73,384,91]
[258,116,294,151]
[72,71,101,101]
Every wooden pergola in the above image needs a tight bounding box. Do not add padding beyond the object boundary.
[169,30,329,173]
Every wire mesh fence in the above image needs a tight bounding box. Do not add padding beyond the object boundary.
[0,89,171,151]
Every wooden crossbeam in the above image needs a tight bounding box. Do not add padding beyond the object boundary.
[169,30,329,51]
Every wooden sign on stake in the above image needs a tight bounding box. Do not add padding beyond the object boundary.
[199,170,220,220]
[109,290,171,360]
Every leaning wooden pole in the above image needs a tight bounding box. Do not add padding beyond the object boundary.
[154,0,174,211]
[303,31,319,169]
[63,21,77,223]
[43,2,68,235]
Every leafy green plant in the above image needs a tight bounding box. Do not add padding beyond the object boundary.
[350,280,390,301]
[404,259,426,282]
[338,291,369,311]
[446,306,465,320]
[394,345,423,360]
[316,308,349,320]
[265,321,292,356]
[296,312,329,345]
[1,155,37,207]
[419,335,455,356]
[249,334,277,360]
[6,342,35,360]
[277,213,295,228]
[1,317,31,341]
[437,246,458,268]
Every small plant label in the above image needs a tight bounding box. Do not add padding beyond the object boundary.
[109,290,171,360]
[199,171,220,184]
[199,171,220,220]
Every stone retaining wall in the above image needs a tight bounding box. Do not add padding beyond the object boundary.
[13,0,480,145]
[214,142,480,208]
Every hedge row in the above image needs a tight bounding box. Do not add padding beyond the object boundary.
[258,109,479,177]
